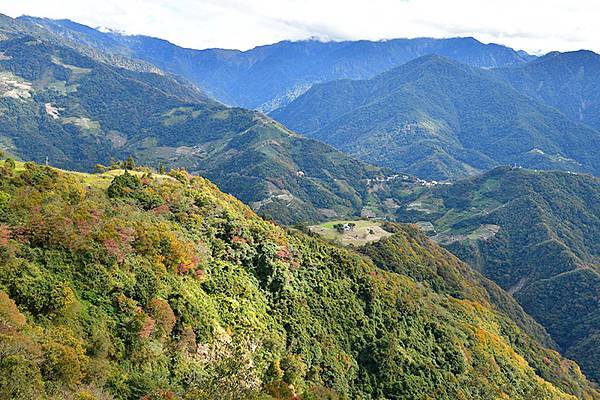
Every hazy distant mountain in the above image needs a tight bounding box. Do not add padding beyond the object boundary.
[18,16,535,111]
[272,55,600,180]
[497,50,600,130]
[0,14,389,224]
[390,167,600,383]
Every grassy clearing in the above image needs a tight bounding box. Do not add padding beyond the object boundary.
[65,168,178,189]
[7,161,177,190]
[309,219,392,246]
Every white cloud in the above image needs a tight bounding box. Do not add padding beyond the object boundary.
[2,0,599,54]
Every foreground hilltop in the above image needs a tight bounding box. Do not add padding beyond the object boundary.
[0,160,597,399]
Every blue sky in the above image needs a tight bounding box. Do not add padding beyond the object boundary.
[3,0,599,54]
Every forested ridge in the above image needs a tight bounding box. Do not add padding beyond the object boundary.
[271,55,600,180]
[391,167,600,383]
[0,160,597,399]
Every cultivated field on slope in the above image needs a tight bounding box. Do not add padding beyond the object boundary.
[309,219,393,246]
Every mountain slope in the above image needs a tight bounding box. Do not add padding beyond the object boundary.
[0,160,597,399]
[0,14,166,75]
[390,167,600,383]
[272,55,600,180]
[496,50,600,130]
[360,223,556,348]
[18,16,535,111]
[0,17,391,224]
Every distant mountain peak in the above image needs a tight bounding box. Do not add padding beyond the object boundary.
[378,53,474,79]
[95,25,127,35]
[533,49,600,64]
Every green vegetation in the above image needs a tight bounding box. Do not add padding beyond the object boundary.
[272,55,600,180]
[390,167,600,383]
[0,161,597,399]
[1,15,598,396]
[0,15,393,225]
[497,50,600,131]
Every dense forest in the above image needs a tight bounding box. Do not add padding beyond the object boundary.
[391,167,600,383]
[0,160,597,399]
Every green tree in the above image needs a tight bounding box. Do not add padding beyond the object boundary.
[124,156,136,171]
[107,171,142,199]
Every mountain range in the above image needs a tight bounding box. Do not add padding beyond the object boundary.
[496,50,600,130]
[18,16,535,111]
[0,11,598,396]
[0,15,395,225]
[271,54,600,180]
